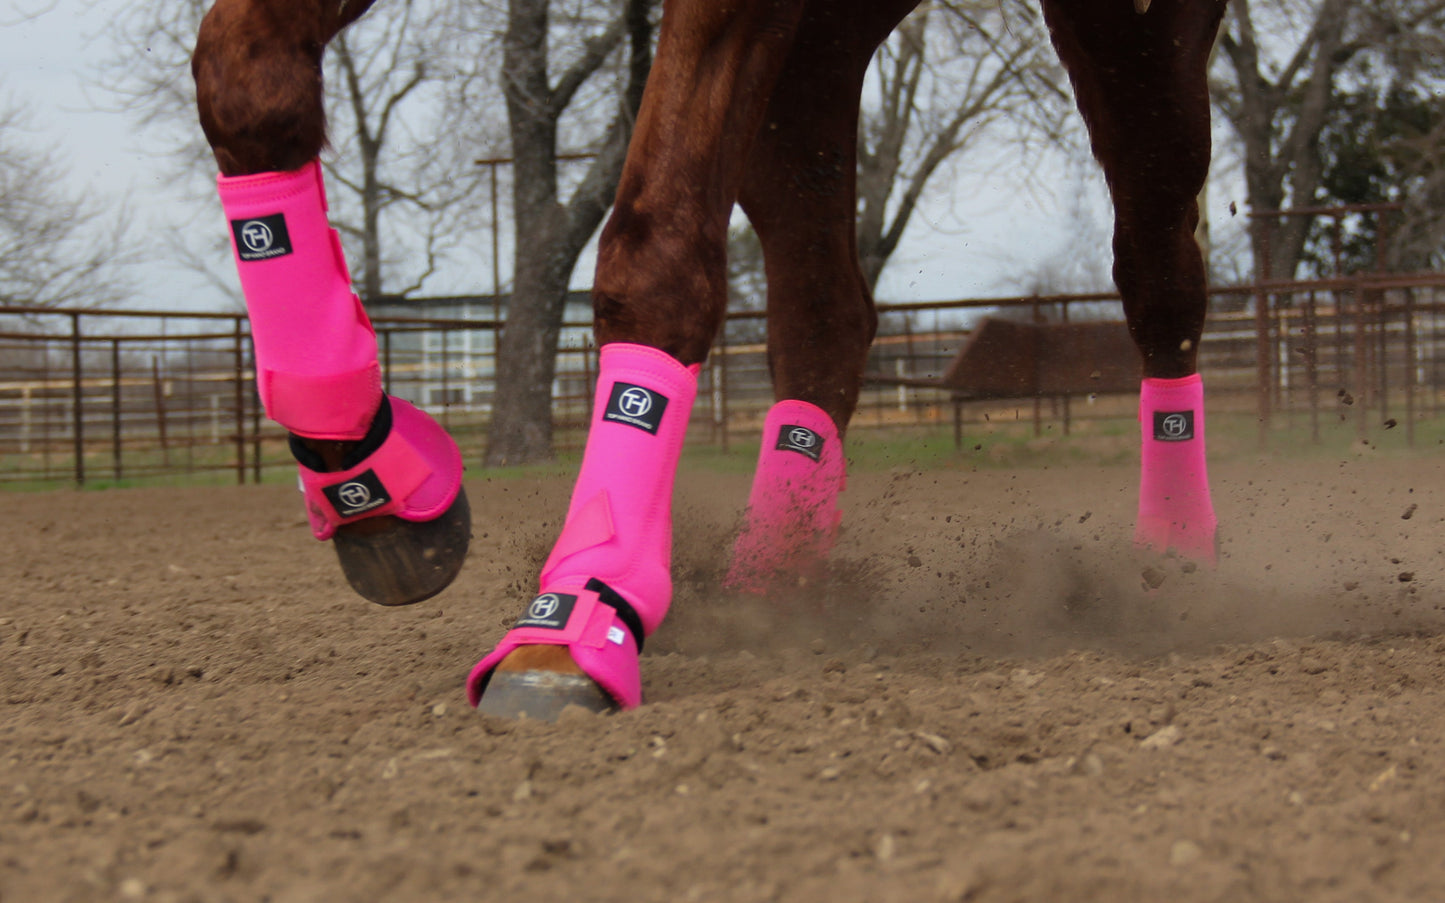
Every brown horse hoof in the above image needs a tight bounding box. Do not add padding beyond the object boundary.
[475,669,616,721]
[475,644,615,721]
[331,487,472,606]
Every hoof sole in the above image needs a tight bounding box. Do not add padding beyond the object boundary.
[476,669,616,722]
[333,487,472,606]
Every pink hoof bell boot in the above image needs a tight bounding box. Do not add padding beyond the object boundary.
[1135,374,1218,565]
[218,161,470,605]
[724,400,845,594]
[468,343,698,720]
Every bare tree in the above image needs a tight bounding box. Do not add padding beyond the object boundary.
[325,2,488,301]
[1387,104,1445,270]
[1213,0,1445,279]
[856,0,1068,290]
[101,0,487,303]
[0,99,137,309]
[483,0,653,466]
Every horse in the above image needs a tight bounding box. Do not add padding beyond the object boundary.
[192,0,1227,720]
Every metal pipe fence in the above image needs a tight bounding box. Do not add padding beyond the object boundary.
[2,273,1443,487]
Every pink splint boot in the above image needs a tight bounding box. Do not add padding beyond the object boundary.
[724,400,845,594]
[218,161,469,605]
[468,344,697,719]
[1135,374,1218,564]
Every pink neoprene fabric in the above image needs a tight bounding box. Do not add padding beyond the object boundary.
[1136,374,1218,564]
[297,397,464,541]
[217,161,381,440]
[725,400,845,593]
[467,343,698,710]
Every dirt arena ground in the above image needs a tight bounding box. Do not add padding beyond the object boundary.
[4,447,1445,902]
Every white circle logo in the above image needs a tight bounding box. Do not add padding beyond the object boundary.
[788,428,817,449]
[618,387,653,418]
[337,481,372,509]
[240,220,275,254]
[1161,413,1190,438]
[528,594,561,620]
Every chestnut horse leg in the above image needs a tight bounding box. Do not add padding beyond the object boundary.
[193,0,471,604]
[1043,0,1227,563]
[725,0,916,593]
[468,0,810,720]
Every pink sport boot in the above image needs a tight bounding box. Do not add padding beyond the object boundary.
[724,400,845,594]
[1135,374,1218,564]
[468,343,697,719]
[218,161,470,604]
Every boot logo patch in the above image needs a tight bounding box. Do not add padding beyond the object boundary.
[517,593,577,631]
[777,425,823,461]
[605,383,668,434]
[322,469,391,518]
[231,214,293,261]
[1153,410,1195,442]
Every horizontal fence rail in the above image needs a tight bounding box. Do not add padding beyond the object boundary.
[2,272,1443,487]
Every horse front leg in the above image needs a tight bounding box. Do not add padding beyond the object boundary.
[724,2,913,594]
[467,0,808,720]
[1044,0,1227,564]
[193,0,470,605]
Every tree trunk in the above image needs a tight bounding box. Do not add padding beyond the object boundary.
[483,0,652,466]
[1220,0,1349,282]
[487,227,575,463]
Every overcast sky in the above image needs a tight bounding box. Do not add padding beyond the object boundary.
[1,1,1252,315]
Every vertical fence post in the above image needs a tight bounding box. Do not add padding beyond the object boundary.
[41,347,51,479]
[70,312,84,487]
[1377,288,1390,426]
[1334,283,1348,407]
[1061,299,1072,436]
[1404,287,1416,447]
[1305,290,1320,445]
[582,336,595,427]
[382,329,393,396]
[252,356,263,484]
[185,340,196,474]
[234,317,246,485]
[440,326,451,430]
[718,325,730,453]
[111,338,123,481]
[902,316,914,418]
[152,356,170,467]
[20,386,30,455]
[1354,277,1369,442]
[247,329,262,483]
[1254,218,1273,449]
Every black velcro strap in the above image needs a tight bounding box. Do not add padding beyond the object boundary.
[288,394,393,473]
[585,578,646,652]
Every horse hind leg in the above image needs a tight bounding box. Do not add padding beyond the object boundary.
[723,2,911,594]
[193,0,470,604]
[1043,0,1226,564]
[468,1,810,720]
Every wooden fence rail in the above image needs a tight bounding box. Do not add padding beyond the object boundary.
[2,272,1443,486]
